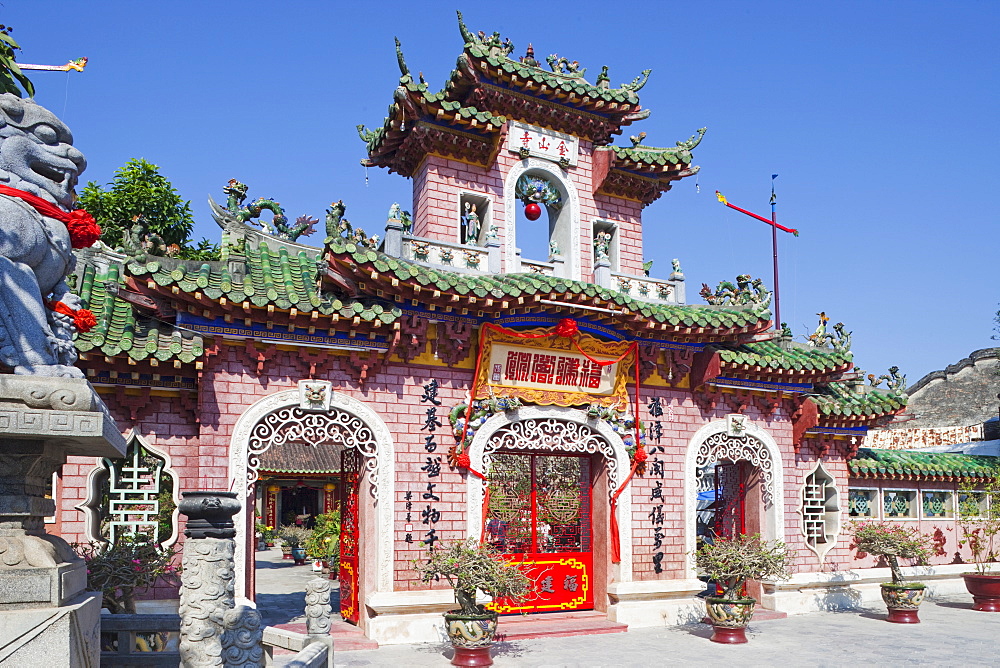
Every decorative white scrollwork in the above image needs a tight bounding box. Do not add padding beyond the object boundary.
[483,418,620,500]
[245,406,379,493]
[695,431,775,508]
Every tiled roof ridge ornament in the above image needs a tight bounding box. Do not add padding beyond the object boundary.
[676,127,708,151]
[806,317,853,353]
[394,37,410,78]
[700,274,772,311]
[869,365,907,395]
[322,199,379,250]
[545,53,586,79]
[621,68,652,92]
[216,178,316,243]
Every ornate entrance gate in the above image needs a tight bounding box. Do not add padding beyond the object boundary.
[485,452,593,614]
[339,447,362,624]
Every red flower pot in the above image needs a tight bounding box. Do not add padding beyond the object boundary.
[963,573,1000,612]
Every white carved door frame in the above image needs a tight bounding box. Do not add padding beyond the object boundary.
[229,390,395,601]
[465,405,634,582]
[683,417,785,579]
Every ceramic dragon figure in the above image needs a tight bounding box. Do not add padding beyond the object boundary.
[0,93,95,377]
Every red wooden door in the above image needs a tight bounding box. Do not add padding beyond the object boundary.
[338,448,362,624]
[485,453,593,614]
[713,461,747,540]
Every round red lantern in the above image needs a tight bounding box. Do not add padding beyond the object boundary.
[524,202,542,220]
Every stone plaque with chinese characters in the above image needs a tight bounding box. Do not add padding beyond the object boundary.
[507,121,579,166]
[475,325,634,407]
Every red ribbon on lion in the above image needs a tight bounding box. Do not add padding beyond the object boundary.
[0,184,102,248]
[47,301,97,333]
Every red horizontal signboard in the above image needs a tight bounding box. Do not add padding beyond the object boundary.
[487,552,593,614]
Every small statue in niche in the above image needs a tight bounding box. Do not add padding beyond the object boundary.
[549,240,561,257]
[462,201,481,245]
[594,231,612,261]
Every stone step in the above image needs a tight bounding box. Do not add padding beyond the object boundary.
[273,619,379,651]
[495,610,628,641]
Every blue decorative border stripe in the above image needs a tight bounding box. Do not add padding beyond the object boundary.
[176,314,388,351]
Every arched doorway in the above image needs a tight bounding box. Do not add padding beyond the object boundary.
[228,387,395,614]
[465,405,633,613]
[684,417,785,583]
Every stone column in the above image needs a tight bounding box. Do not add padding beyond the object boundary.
[383,218,404,258]
[0,376,126,667]
[485,239,501,274]
[549,255,566,279]
[178,490,254,667]
[304,577,334,668]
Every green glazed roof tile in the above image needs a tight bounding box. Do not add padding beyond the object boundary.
[849,448,999,480]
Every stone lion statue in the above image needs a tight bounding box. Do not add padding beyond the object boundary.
[0,93,94,377]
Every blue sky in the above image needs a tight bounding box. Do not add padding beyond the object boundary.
[6,1,998,385]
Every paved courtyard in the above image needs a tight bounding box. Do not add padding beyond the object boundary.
[254,546,340,628]
[254,556,997,667]
[332,596,996,667]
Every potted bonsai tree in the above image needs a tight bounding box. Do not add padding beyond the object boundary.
[957,477,1000,611]
[278,526,311,565]
[414,539,530,667]
[851,520,933,623]
[693,533,790,644]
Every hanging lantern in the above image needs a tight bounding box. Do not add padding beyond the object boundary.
[524,202,542,220]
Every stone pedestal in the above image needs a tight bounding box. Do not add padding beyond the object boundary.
[0,376,126,667]
[179,491,263,668]
[593,259,612,289]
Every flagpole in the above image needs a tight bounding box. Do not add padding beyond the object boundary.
[715,179,797,333]
[770,175,780,328]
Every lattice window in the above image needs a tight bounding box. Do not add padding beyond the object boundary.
[848,488,877,518]
[883,489,917,519]
[922,491,954,519]
[959,490,990,518]
[800,462,840,560]
[81,435,178,545]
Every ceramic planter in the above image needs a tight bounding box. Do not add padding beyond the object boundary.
[281,545,293,560]
[880,583,926,623]
[291,547,307,564]
[444,609,499,666]
[962,573,1000,612]
[705,597,755,644]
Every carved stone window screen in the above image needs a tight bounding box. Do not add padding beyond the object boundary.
[81,435,178,546]
[694,432,774,508]
[800,461,841,560]
[246,406,379,493]
[482,418,618,501]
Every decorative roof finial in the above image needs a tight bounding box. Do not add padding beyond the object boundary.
[456,10,478,45]
[521,43,538,67]
[676,127,707,151]
[394,37,410,77]
[621,69,652,92]
[596,65,610,89]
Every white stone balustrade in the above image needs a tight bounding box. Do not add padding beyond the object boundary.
[611,271,686,305]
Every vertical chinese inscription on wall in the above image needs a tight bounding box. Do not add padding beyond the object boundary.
[405,379,444,551]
